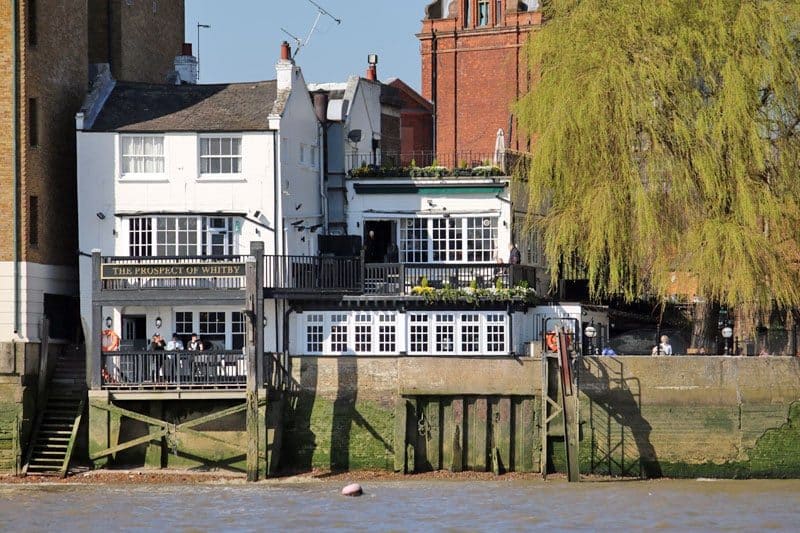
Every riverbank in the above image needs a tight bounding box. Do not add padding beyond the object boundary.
[0,467,624,485]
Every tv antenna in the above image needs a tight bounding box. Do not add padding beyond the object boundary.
[281,0,341,57]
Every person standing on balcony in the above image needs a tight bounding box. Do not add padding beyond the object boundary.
[365,230,379,262]
[508,243,521,265]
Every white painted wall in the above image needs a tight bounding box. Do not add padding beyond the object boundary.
[0,262,77,342]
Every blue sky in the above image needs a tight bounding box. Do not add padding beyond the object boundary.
[185,0,430,89]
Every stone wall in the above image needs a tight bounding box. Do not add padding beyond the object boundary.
[281,355,800,478]
[0,341,40,474]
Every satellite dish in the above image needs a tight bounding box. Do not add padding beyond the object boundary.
[348,130,362,143]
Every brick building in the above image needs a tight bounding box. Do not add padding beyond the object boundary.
[0,1,185,349]
[418,1,542,159]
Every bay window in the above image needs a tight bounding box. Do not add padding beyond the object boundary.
[127,215,238,257]
[399,216,498,263]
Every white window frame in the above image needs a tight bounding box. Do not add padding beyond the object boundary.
[125,215,239,257]
[398,216,499,264]
[407,311,508,355]
[199,135,243,178]
[119,134,165,179]
[172,309,245,351]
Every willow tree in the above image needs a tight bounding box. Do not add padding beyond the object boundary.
[516,0,800,349]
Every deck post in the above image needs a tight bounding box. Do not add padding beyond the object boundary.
[245,243,265,482]
[90,250,103,390]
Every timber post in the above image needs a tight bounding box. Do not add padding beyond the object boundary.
[245,241,265,482]
[90,250,102,390]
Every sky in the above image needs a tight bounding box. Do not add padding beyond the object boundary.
[184,0,431,90]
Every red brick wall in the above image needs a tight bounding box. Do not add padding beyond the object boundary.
[419,1,541,158]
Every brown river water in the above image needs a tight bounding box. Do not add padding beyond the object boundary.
[1,479,799,531]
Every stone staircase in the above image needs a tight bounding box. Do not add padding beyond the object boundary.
[23,345,85,477]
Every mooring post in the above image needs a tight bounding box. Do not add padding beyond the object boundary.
[245,253,259,482]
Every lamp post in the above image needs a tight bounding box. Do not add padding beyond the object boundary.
[584,324,597,356]
[197,23,211,81]
[721,325,733,356]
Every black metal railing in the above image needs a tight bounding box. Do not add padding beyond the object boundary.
[345,150,504,171]
[363,263,537,295]
[100,255,247,291]
[264,255,363,293]
[101,350,247,390]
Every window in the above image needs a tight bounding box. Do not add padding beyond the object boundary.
[121,135,165,174]
[199,311,226,350]
[28,195,38,247]
[460,314,480,352]
[306,314,324,353]
[435,314,455,353]
[355,314,372,352]
[409,314,429,354]
[126,216,237,257]
[486,313,507,352]
[478,0,490,26]
[466,218,498,262]
[28,1,37,46]
[400,217,498,263]
[495,0,503,24]
[330,314,349,353]
[175,312,193,336]
[310,146,317,167]
[231,312,246,350]
[378,314,396,353]
[200,136,242,175]
[28,98,38,146]
[463,0,471,28]
[128,218,153,257]
[432,218,463,262]
[299,144,306,165]
[400,219,429,263]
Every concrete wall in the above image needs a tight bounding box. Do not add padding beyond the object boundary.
[281,355,800,478]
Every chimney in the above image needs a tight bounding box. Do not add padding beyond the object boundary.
[173,42,198,85]
[366,53,379,82]
[276,41,297,91]
[312,90,329,124]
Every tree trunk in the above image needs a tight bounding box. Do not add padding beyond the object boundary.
[689,301,720,354]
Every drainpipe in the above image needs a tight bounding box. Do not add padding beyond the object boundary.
[12,0,21,335]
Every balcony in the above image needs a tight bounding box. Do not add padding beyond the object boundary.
[95,253,538,300]
[345,150,506,176]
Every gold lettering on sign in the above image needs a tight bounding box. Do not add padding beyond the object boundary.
[101,262,245,279]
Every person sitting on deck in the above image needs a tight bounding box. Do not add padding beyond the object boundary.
[187,333,203,351]
[148,333,165,351]
[166,333,184,351]
[651,335,673,356]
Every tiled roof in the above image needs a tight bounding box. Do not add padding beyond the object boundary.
[90,80,280,132]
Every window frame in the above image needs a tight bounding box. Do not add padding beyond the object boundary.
[119,134,166,179]
[126,215,239,257]
[398,216,499,264]
[198,134,243,178]
[477,0,490,26]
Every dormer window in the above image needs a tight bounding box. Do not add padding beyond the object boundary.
[200,136,242,175]
[121,135,165,175]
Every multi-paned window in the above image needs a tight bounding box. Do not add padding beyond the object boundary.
[199,311,226,350]
[399,217,498,263]
[306,314,324,353]
[299,311,508,356]
[378,314,396,352]
[460,314,481,352]
[434,314,455,352]
[231,312,246,350]
[355,314,373,352]
[126,216,237,257]
[200,136,242,175]
[409,314,429,353]
[330,314,349,353]
[121,135,165,175]
[408,312,508,355]
[175,312,194,336]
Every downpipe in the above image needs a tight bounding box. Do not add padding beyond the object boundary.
[12,0,21,335]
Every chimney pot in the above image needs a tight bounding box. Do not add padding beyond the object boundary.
[366,65,377,82]
[281,41,292,61]
[181,42,193,56]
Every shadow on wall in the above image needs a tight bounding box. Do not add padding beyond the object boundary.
[284,358,319,472]
[579,358,663,478]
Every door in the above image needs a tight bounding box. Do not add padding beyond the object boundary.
[364,220,397,262]
[121,315,147,350]
[205,217,233,256]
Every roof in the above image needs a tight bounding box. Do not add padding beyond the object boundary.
[89,80,280,132]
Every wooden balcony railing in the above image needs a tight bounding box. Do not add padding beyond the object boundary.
[264,255,363,294]
[101,350,247,390]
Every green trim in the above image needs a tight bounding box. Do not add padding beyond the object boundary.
[353,184,504,195]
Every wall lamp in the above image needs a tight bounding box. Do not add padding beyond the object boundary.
[105,316,112,329]
[96,212,106,220]
[155,316,163,329]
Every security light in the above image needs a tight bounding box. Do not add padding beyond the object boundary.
[368,54,378,66]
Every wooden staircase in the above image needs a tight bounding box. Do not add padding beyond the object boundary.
[23,345,85,477]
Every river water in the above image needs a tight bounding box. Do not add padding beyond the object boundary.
[2,479,799,531]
